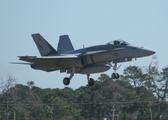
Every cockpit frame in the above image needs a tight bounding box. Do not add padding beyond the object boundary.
[107,40,129,46]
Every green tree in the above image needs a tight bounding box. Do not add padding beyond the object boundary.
[0,76,17,120]
[123,66,148,89]
[27,81,35,90]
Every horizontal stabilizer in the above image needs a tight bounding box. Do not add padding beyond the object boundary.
[10,62,33,65]
[18,56,36,62]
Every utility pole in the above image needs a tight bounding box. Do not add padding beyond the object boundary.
[6,91,8,120]
[159,115,162,120]
[111,106,115,120]
[14,111,16,120]
[149,102,152,120]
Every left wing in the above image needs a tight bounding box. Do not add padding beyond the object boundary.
[18,55,78,62]
[18,55,80,72]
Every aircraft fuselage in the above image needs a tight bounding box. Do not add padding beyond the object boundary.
[63,42,155,71]
[16,34,155,86]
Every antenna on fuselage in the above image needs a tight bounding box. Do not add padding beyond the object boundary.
[83,45,85,48]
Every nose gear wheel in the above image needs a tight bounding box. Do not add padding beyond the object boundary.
[111,73,119,79]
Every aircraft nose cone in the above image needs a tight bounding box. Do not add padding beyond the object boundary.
[132,47,155,58]
[148,49,155,55]
[151,50,156,55]
[144,48,156,56]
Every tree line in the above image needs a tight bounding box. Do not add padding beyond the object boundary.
[0,59,168,120]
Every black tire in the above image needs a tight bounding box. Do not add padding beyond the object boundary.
[111,73,116,79]
[63,77,70,85]
[116,73,120,79]
[88,78,94,86]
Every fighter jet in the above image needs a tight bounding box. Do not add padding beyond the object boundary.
[15,33,155,86]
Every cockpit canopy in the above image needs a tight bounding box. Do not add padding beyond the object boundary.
[107,40,130,46]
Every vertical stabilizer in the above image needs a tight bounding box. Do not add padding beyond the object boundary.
[32,33,59,56]
[57,35,74,54]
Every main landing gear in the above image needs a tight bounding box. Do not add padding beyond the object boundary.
[63,77,70,85]
[63,68,74,86]
[63,74,95,86]
[87,74,94,86]
[63,68,95,86]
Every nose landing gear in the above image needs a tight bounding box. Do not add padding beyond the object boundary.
[111,63,121,79]
[111,73,119,79]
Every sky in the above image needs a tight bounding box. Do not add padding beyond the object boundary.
[1,1,168,89]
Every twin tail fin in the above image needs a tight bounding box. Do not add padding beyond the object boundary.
[32,33,59,56]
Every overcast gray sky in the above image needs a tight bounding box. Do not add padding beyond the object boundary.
[1,1,168,89]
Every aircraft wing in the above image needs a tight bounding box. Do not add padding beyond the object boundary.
[18,55,80,72]
[18,55,78,62]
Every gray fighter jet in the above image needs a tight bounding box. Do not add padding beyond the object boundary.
[16,33,155,86]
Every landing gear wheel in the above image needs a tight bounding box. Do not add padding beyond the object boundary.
[111,73,116,79]
[111,73,120,79]
[88,78,94,86]
[116,73,119,79]
[63,77,70,85]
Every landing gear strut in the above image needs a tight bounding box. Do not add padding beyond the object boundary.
[87,74,94,86]
[111,63,121,79]
[63,68,75,86]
